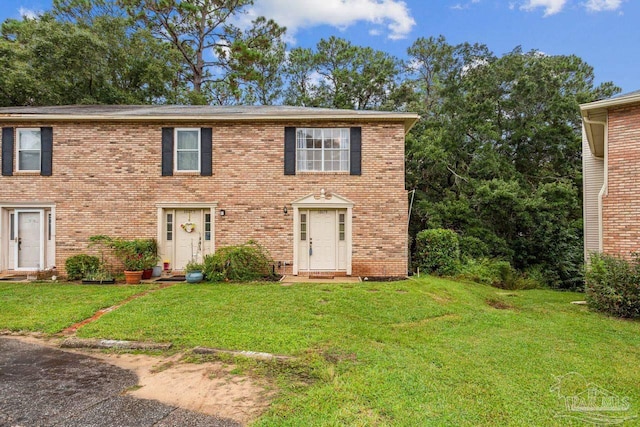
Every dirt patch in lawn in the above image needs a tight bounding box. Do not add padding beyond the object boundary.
[9,335,274,425]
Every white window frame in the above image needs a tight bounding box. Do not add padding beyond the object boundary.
[296,128,350,172]
[174,128,201,173]
[16,128,42,172]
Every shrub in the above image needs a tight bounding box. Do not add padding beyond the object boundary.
[415,228,460,276]
[458,258,541,290]
[585,253,640,318]
[89,235,158,271]
[459,235,489,259]
[203,241,275,282]
[65,254,100,280]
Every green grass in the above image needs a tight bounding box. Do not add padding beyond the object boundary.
[0,282,151,333]
[2,278,639,425]
[73,278,640,426]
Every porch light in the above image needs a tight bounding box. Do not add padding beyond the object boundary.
[283,206,288,215]
[219,209,226,216]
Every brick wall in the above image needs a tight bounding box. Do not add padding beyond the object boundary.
[602,105,640,257]
[0,120,408,277]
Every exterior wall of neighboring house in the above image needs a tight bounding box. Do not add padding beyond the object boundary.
[0,117,410,277]
[582,92,640,262]
[601,105,640,256]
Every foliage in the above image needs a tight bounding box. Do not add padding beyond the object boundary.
[64,254,100,280]
[202,241,275,282]
[0,10,182,106]
[414,228,460,276]
[184,260,204,274]
[585,253,640,318]
[119,0,286,104]
[72,278,640,426]
[405,36,620,289]
[458,258,540,290]
[89,235,157,271]
[284,36,402,109]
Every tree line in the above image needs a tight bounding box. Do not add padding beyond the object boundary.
[0,0,620,288]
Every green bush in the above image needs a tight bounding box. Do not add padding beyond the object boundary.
[458,258,540,290]
[203,241,275,282]
[459,235,489,259]
[65,254,100,280]
[89,235,158,271]
[585,253,640,318]
[415,228,460,276]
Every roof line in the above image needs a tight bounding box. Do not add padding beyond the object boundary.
[0,113,421,134]
[580,91,640,111]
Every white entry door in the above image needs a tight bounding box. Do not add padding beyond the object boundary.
[174,209,204,270]
[15,210,44,270]
[309,210,337,270]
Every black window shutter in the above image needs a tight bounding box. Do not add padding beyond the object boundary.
[200,127,212,176]
[40,127,53,176]
[2,127,14,176]
[161,127,174,176]
[350,127,362,176]
[284,127,296,175]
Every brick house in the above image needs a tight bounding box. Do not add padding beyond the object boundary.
[0,105,418,278]
[581,90,640,260]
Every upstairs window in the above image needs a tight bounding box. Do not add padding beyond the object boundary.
[296,128,349,172]
[17,128,42,172]
[175,128,200,172]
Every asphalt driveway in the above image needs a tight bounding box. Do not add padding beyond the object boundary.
[0,337,240,427]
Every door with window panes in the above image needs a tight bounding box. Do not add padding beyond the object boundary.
[298,209,347,272]
[162,208,212,270]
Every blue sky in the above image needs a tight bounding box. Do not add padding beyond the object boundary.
[2,0,638,93]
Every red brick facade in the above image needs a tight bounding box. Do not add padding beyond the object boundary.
[602,105,640,256]
[0,118,409,277]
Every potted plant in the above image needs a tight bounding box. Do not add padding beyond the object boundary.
[137,239,158,279]
[88,236,158,284]
[109,238,146,284]
[184,260,205,283]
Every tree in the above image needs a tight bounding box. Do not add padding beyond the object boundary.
[119,0,286,104]
[0,7,183,106]
[405,36,620,288]
[284,36,401,109]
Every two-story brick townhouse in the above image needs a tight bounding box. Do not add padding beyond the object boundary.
[0,105,419,278]
[581,90,640,261]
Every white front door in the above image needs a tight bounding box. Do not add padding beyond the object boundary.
[175,209,204,270]
[309,210,337,270]
[15,210,44,270]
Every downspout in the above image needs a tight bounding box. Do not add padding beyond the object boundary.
[583,117,608,253]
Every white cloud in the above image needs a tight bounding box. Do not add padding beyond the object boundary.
[248,0,415,41]
[584,0,623,12]
[520,0,567,16]
[18,7,40,19]
[451,0,481,10]
[519,0,623,15]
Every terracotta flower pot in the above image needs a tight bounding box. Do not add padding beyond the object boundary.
[124,270,143,284]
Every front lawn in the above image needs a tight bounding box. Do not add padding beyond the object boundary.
[74,278,640,426]
[0,282,151,333]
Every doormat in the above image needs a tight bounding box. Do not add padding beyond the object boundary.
[308,272,335,279]
[155,276,186,282]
